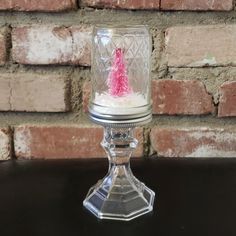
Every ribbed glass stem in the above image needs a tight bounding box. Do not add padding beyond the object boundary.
[101,127,138,168]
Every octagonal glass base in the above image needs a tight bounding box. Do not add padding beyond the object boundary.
[83,165,155,221]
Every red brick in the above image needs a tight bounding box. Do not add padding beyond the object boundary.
[152,79,214,115]
[81,0,160,9]
[82,81,91,113]
[0,27,7,65]
[161,0,233,11]
[14,126,143,159]
[0,0,77,12]
[0,127,11,160]
[12,25,91,66]
[165,25,236,67]
[218,81,236,117]
[151,127,236,157]
[69,26,92,66]
[0,73,69,112]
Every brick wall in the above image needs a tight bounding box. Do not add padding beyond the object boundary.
[0,0,235,160]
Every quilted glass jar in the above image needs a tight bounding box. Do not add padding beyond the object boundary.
[89,25,152,126]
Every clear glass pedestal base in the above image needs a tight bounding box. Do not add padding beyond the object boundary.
[83,127,155,221]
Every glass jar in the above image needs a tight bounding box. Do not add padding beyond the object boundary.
[89,25,152,126]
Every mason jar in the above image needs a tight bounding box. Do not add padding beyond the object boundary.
[89,25,152,126]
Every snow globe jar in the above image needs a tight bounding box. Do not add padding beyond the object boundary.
[89,25,152,125]
[83,25,155,221]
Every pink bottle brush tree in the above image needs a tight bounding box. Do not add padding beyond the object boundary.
[107,48,132,97]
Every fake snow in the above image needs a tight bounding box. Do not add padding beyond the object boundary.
[94,92,147,115]
[95,92,146,107]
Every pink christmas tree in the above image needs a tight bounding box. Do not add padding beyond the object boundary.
[107,48,132,97]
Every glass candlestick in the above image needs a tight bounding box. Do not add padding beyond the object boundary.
[83,25,155,221]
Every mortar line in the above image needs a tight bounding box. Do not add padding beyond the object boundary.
[143,126,151,158]
[10,127,16,159]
